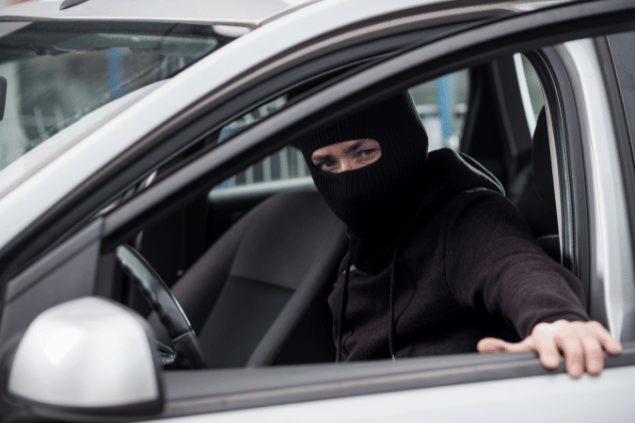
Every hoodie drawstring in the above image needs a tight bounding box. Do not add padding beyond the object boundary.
[389,246,399,361]
[336,255,352,363]
[336,247,400,363]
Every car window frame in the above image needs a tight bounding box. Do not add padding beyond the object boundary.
[92,0,635,416]
[524,47,589,299]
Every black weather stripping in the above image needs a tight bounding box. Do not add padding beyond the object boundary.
[60,0,89,10]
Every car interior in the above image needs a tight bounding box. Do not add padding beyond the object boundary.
[102,49,568,371]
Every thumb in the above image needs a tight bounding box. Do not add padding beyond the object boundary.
[477,337,532,354]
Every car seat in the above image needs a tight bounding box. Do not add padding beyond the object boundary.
[148,190,347,368]
[509,108,560,261]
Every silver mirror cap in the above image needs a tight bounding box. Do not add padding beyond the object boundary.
[8,297,162,419]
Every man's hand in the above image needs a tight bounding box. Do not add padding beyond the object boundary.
[477,320,622,378]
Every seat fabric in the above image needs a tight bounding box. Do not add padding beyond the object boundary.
[149,190,346,368]
[511,108,560,261]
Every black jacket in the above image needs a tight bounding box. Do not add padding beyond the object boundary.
[328,148,589,361]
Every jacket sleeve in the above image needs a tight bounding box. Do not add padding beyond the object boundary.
[444,188,589,339]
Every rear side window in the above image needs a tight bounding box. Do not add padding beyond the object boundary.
[214,70,471,190]
[213,95,311,189]
[409,69,469,152]
[514,53,544,136]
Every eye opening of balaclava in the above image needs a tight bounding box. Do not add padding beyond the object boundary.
[310,138,383,174]
[295,92,429,268]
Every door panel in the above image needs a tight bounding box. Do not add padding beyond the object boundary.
[153,346,635,420]
[154,364,635,423]
[0,219,102,354]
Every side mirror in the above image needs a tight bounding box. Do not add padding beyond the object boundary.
[7,297,163,421]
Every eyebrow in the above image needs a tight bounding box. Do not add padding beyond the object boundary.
[312,139,367,163]
[311,152,336,163]
[343,139,365,154]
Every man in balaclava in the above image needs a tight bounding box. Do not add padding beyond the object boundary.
[296,92,621,378]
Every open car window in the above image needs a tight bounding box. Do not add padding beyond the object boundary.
[118,44,563,370]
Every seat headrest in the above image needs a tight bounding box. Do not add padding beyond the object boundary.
[532,108,556,205]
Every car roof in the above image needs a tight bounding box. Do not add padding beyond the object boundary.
[0,0,319,27]
[0,0,576,28]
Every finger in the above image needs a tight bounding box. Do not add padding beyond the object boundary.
[581,337,604,377]
[591,323,623,356]
[477,337,531,354]
[602,337,623,356]
[556,337,584,378]
[532,337,561,370]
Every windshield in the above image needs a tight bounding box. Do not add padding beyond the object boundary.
[0,20,239,175]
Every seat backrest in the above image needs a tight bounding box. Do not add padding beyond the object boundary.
[513,109,559,237]
[149,190,346,368]
[511,108,560,261]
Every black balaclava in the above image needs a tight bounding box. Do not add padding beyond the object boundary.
[296,92,428,273]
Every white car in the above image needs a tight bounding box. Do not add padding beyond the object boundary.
[0,0,634,421]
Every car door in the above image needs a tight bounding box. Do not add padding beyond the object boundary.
[127,2,635,421]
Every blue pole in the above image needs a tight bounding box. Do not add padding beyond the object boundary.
[109,48,126,99]
[435,74,454,147]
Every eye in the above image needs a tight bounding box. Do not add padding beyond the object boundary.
[355,148,379,158]
[360,149,376,156]
[318,160,337,171]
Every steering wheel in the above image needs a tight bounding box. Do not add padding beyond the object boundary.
[115,244,208,369]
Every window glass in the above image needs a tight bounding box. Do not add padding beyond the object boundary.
[0,21,237,174]
[607,31,635,152]
[409,69,470,152]
[212,95,310,190]
[214,70,470,191]
[514,53,544,136]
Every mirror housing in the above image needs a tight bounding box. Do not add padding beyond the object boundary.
[7,297,163,421]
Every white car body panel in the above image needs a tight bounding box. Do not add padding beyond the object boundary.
[0,0,299,26]
[554,39,635,341]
